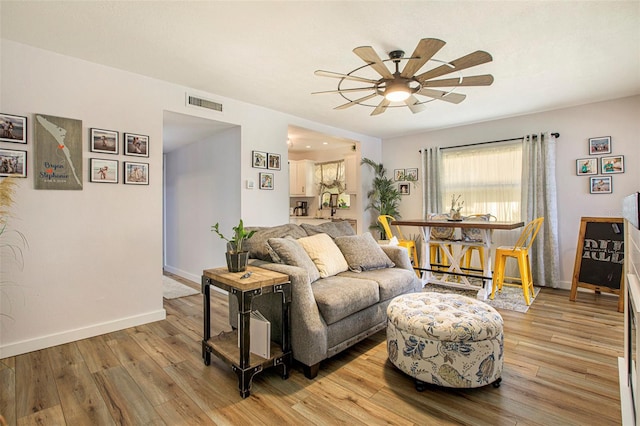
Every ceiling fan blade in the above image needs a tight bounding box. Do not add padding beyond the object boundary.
[405,96,427,114]
[417,88,467,104]
[334,93,379,110]
[415,51,493,83]
[314,70,379,84]
[422,74,494,88]
[312,86,376,95]
[400,38,446,78]
[353,46,394,79]
[371,98,391,116]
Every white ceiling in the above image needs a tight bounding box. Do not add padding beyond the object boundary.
[2,1,639,150]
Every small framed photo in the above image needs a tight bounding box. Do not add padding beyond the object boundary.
[394,169,405,181]
[252,151,267,168]
[399,183,410,195]
[589,136,611,155]
[576,158,597,176]
[590,176,612,194]
[89,158,118,183]
[0,148,27,177]
[405,168,418,181]
[124,133,149,157]
[90,128,119,154]
[268,153,281,170]
[124,161,149,185]
[600,155,624,174]
[0,113,27,144]
[259,172,274,190]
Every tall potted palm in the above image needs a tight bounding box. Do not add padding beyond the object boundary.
[211,219,256,272]
[361,158,402,239]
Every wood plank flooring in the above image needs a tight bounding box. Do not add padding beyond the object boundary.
[0,274,624,425]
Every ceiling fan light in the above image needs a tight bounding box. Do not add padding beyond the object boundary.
[385,89,411,102]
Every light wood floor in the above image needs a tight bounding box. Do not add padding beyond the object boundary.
[0,275,624,425]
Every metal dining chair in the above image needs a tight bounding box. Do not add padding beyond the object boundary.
[462,214,497,271]
[377,215,420,277]
[491,217,544,305]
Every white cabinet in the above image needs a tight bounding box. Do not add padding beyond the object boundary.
[344,155,357,195]
[289,160,315,196]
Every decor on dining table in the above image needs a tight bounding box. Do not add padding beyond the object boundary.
[588,136,611,155]
[268,153,281,170]
[259,172,274,190]
[123,161,149,185]
[34,114,83,190]
[449,194,464,220]
[600,155,624,174]
[576,158,597,176]
[0,113,27,144]
[89,158,118,183]
[590,176,612,194]
[90,128,119,154]
[252,150,267,168]
[211,219,256,272]
[0,149,27,178]
[124,133,149,157]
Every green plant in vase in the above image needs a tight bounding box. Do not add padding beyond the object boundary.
[211,219,256,272]
[361,158,402,239]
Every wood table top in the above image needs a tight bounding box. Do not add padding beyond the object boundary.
[391,219,525,230]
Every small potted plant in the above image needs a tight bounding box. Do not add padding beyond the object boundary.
[450,194,464,221]
[211,219,256,272]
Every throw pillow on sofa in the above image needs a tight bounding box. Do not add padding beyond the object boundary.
[266,237,321,283]
[334,232,395,273]
[297,233,349,278]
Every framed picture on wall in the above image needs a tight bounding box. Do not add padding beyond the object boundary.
[259,172,274,190]
[399,183,410,195]
[124,161,149,185]
[268,153,281,170]
[576,158,597,176]
[124,133,149,157]
[601,155,624,174]
[252,150,267,168]
[0,113,27,144]
[90,128,119,154]
[394,169,405,181]
[590,176,612,194]
[589,136,611,155]
[405,168,418,181]
[89,158,118,183]
[0,148,27,177]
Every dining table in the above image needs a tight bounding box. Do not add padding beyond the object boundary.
[391,218,525,300]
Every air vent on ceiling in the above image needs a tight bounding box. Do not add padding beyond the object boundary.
[186,94,223,113]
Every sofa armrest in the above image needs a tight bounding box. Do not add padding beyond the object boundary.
[380,245,413,271]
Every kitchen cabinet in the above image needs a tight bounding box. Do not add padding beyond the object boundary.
[289,160,315,196]
[344,155,357,195]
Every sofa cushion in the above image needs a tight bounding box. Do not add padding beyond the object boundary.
[297,233,349,278]
[243,224,307,260]
[339,268,419,302]
[334,232,395,272]
[267,237,320,283]
[311,276,380,325]
[301,221,355,238]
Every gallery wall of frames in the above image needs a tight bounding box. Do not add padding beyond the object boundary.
[575,136,625,194]
[0,112,150,187]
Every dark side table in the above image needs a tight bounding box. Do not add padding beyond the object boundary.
[201,265,291,398]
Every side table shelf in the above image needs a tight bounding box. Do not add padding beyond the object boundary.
[201,266,292,398]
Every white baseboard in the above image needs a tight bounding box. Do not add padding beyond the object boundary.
[0,309,166,359]
[163,265,200,284]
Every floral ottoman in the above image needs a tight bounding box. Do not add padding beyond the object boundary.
[386,292,503,390]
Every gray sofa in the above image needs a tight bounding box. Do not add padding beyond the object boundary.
[230,222,422,379]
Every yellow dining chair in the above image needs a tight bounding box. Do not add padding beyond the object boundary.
[491,217,544,305]
[462,214,496,271]
[377,215,420,277]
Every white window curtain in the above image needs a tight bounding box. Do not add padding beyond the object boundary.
[315,160,345,195]
[421,147,443,217]
[522,132,560,288]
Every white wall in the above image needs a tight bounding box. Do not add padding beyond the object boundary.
[382,95,640,288]
[0,40,381,357]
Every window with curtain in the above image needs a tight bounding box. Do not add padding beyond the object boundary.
[314,160,350,208]
[441,141,522,221]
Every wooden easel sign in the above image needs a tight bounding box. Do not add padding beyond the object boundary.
[570,217,624,312]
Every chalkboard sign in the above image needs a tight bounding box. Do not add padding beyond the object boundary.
[570,216,624,312]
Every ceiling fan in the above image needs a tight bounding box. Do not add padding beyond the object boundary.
[313,38,494,116]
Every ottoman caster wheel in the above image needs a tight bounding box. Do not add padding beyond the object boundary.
[492,378,502,388]
[415,379,427,392]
